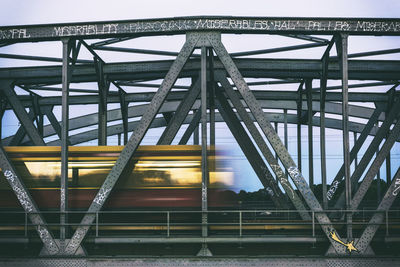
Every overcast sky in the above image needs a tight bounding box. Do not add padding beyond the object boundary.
[0,0,399,191]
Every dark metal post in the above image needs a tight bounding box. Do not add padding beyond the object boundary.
[297,83,303,171]
[306,79,314,191]
[320,55,328,209]
[60,38,70,251]
[353,132,358,169]
[200,47,208,238]
[284,109,288,178]
[194,125,199,145]
[337,33,352,239]
[208,48,215,146]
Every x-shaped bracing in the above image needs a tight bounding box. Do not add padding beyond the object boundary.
[61,32,368,255]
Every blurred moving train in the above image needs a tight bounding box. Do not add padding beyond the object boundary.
[0,145,238,209]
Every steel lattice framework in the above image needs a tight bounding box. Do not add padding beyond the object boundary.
[0,16,399,257]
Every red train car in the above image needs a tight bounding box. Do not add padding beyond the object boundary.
[0,145,237,210]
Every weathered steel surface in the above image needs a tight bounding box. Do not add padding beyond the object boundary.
[1,16,400,42]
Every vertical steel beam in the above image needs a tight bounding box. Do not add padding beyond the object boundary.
[64,33,200,255]
[200,46,208,238]
[209,33,345,253]
[0,81,45,146]
[320,55,328,209]
[353,132,358,169]
[214,86,287,208]
[157,79,200,145]
[306,79,314,191]
[216,73,309,220]
[0,146,59,254]
[95,58,110,146]
[193,125,199,145]
[296,82,304,171]
[118,89,128,145]
[178,109,201,145]
[208,48,216,146]
[284,109,288,179]
[60,38,71,251]
[336,33,352,239]
[355,167,400,253]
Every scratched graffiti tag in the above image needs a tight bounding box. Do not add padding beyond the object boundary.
[3,170,34,212]
[393,178,400,196]
[93,188,111,205]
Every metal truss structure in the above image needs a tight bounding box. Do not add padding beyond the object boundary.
[0,16,399,257]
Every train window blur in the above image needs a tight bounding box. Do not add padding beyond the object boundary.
[0,145,237,209]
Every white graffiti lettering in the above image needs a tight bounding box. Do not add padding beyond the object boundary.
[327,180,340,200]
[393,178,400,196]
[270,164,295,199]
[0,28,30,39]
[53,24,118,37]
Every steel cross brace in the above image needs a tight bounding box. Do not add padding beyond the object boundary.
[326,105,384,202]
[326,117,400,254]
[0,81,45,146]
[333,97,400,209]
[157,78,200,145]
[0,145,59,255]
[214,85,288,209]
[63,32,201,255]
[207,32,345,253]
[9,108,35,146]
[42,106,63,141]
[355,167,400,253]
[178,109,201,145]
[216,73,308,218]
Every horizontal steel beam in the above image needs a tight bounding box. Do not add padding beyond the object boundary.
[1,16,400,42]
[3,99,392,145]
[2,58,400,84]
[8,90,391,110]
[93,236,318,244]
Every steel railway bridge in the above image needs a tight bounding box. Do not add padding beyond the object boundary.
[0,16,399,265]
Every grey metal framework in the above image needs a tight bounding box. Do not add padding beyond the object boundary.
[0,16,399,257]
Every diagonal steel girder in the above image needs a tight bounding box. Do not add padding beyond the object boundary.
[9,108,35,146]
[0,145,59,254]
[332,97,400,209]
[63,32,201,255]
[326,105,384,202]
[178,109,201,145]
[214,85,288,209]
[216,73,309,219]
[350,118,400,211]
[0,81,45,146]
[326,117,400,254]
[157,78,200,145]
[208,32,345,253]
[355,167,400,253]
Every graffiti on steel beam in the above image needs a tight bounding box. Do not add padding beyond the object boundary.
[270,164,295,199]
[93,188,111,206]
[3,170,34,212]
[393,177,400,196]
[2,18,400,41]
[53,24,119,37]
[0,28,30,39]
[327,180,340,200]
[329,230,358,253]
